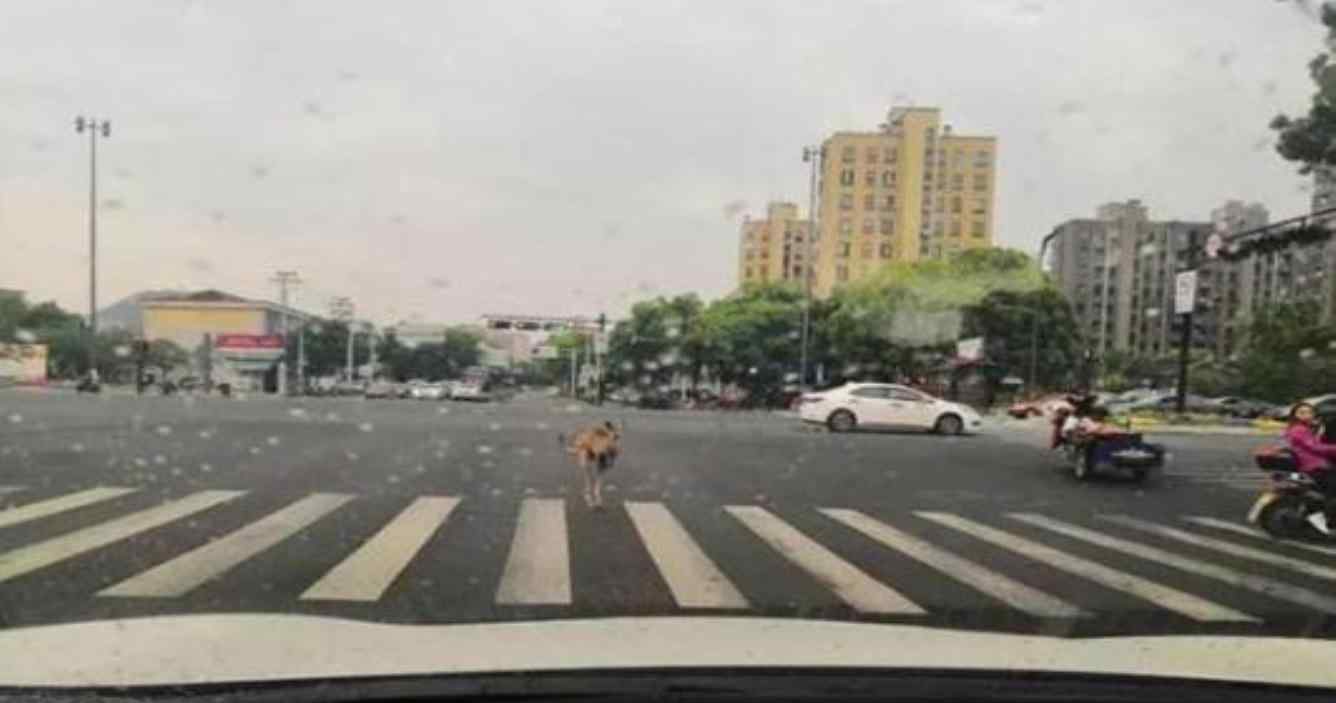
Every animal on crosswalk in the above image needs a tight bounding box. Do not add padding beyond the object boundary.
[559,421,622,509]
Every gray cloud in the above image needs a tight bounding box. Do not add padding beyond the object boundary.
[0,0,1323,325]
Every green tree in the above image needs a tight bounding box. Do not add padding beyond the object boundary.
[962,287,1079,390]
[1237,301,1336,402]
[1271,4,1336,174]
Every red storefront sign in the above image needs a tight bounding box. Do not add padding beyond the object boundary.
[214,334,285,350]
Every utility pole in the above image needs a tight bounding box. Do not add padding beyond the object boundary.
[569,346,578,397]
[596,313,607,405]
[1175,229,1215,415]
[365,322,377,380]
[1031,228,1060,393]
[271,271,301,395]
[330,297,355,382]
[75,116,110,378]
[800,145,824,390]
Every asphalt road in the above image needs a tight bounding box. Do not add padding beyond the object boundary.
[0,389,1325,639]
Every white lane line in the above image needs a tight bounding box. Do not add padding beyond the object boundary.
[1101,514,1336,582]
[1012,513,1336,616]
[821,508,1087,619]
[0,490,244,583]
[302,496,460,602]
[1184,516,1336,558]
[727,505,924,614]
[0,487,138,530]
[625,501,747,609]
[495,499,571,605]
[101,493,353,598]
[918,512,1254,622]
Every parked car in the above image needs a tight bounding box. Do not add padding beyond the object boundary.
[637,388,676,410]
[799,382,983,435]
[412,382,449,401]
[1207,396,1274,419]
[451,381,490,402]
[364,380,397,399]
[333,380,366,397]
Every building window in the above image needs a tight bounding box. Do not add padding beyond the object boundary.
[760,266,769,280]
[864,170,876,187]
[744,250,754,260]
[840,169,855,186]
[883,148,896,163]
[971,220,985,238]
[840,218,853,236]
[880,170,894,187]
[744,267,752,278]
[837,265,849,282]
[880,218,894,235]
[860,218,874,234]
[973,174,988,191]
[841,146,856,162]
[865,146,879,162]
[951,174,964,191]
[861,241,874,258]
[840,193,853,210]
[863,193,875,210]
[972,200,987,216]
[883,195,895,210]
[933,221,945,236]
[974,151,990,168]
[880,242,893,258]
[839,242,851,258]
[953,151,965,168]
[950,219,962,237]
[793,266,803,278]
[951,196,962,214]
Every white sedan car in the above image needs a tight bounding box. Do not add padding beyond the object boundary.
[799,382,983,435]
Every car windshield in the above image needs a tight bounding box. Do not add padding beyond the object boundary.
[7,0,1336,695]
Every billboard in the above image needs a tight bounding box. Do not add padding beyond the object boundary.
[0,343,48,385]
[214,334,284,349]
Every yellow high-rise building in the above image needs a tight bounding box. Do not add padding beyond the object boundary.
[737,201,812,287]
[811,107,997,297]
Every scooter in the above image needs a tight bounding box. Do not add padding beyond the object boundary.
[1247,445,1329,539]
[1051,399,1164,482]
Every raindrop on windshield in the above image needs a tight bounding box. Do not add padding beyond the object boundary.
[476,445,494,455]
[488,422,502,431]
[7,413,22,424]
[15,329,36,343]
[266,436,281,446]
[198,429,213,439]
[200,463,213,473]
[156,425,172,436]
[249,447,262,455]
[70,443,85,453]
[288,408,308,419]
[358,422,374,432]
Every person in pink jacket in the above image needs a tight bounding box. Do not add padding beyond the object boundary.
[1285,402,1336,534]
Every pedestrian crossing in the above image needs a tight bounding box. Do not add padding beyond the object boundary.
[3,484,1336,625]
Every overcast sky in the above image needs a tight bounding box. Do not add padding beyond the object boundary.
[0,0,1327,324]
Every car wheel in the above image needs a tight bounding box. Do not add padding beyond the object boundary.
[827,409,857,433]
[934,413,963,435]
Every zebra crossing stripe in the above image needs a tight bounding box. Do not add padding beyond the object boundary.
[496,499,571,605]
[1183,516,1336,558]
[302,496,460,602]
[101,493,353,598]
[1101,515,1336,583]
[919,512,1255,622]
[821,508,1088,618]
[0,487,138,530]
[0,490,244,583]
[726,505,925,614]
[1012,513,1336,615]
[625,501,747,609]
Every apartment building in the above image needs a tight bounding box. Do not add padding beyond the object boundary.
[811,106,997,297]
[737,201,812,287]
[1050,200,1216,358]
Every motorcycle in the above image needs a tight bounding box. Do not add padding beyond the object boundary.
[1247,445,1328,539]
[1051,400,1165,482]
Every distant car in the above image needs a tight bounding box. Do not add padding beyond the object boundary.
[333,381,365,397]
[799,382,983,435]
[637,389,676,410]
[364,380,397,399]
[1207,396,1273,419]
[412,382,449,401]
[451,381,490,401]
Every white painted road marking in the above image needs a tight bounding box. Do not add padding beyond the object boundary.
[1013,513,1336,615]
[919,512,1254,622]
[727,505,925,614]
[822,508,1087,618]
[101,493,353,597]
[0,487,137,530]
[1101,514,1336,582]
[0,486,25,497]
[302,496,460,601]
[496,499,571,605]
[0,490,244,583]
[1184,516,1336,558]
[625,501,747,609]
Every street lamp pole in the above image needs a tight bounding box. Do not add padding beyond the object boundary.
[75,116,110,377]
[800,144,823,389]
[1031,228,1060,391]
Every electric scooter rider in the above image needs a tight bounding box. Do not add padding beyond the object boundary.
[1285,402,1336,535]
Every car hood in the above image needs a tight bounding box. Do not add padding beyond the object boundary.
[1,615,1334,688]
